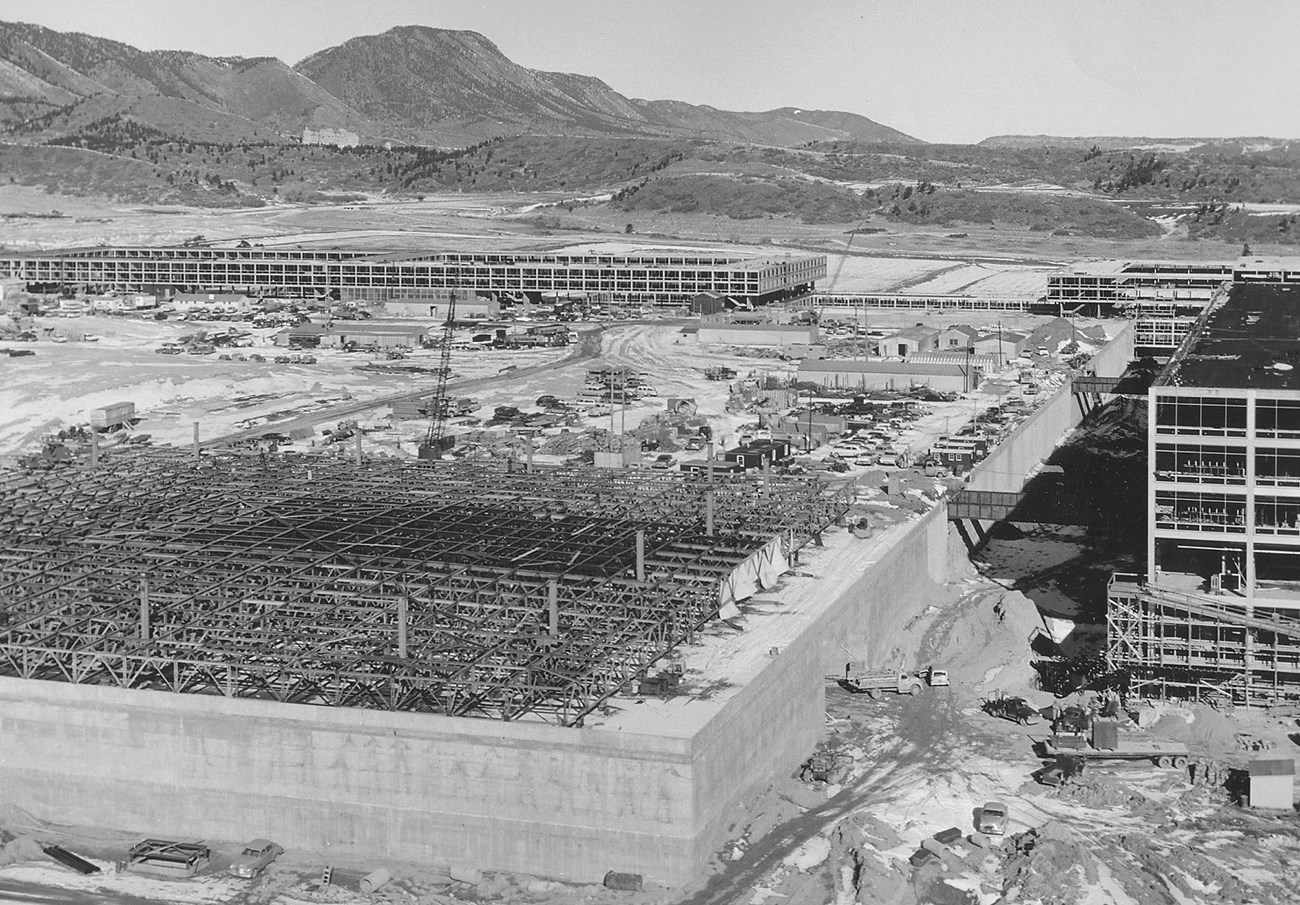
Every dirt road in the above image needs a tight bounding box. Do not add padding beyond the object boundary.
[205,328,605,446]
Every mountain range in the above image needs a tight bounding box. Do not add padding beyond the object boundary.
[0,20,919,147]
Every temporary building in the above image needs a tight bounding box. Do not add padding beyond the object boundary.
[1248,758,1295,810]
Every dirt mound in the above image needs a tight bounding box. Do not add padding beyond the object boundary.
[1000,821,1098,905]
[1055,775,1164,814]
[926,587,1043,696]
[0,835,45,867]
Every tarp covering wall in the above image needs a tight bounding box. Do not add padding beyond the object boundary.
[719,535,790,609]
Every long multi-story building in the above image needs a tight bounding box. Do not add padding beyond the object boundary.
[0,246,825,309]
[1109,281,1300,705]
[1048,257,1300,316]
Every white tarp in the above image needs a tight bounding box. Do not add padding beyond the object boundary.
[719,535,790,609]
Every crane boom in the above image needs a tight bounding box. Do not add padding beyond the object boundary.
[418,294,457,459]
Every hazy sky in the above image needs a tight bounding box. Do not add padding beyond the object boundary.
[5,0,1298,143]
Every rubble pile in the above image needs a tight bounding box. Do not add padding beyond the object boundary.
[999,822,1098,905]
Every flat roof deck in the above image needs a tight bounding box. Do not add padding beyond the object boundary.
[1162,284,1300,391]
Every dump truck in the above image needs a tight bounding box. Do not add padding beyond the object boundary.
[1041,718,1190,768]
[830,661,939,697]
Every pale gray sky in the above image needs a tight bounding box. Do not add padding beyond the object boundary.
[5,0,1298,143]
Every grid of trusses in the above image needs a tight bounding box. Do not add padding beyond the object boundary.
[0,450,850,725]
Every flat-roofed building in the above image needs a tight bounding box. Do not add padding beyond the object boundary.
[695,323,819,348]
[0,247,826,310]
[1110,282,1300,707]
[797,359,978,393]
[1045,257,1300,316]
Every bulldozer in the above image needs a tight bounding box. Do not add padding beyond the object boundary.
[19,440,74,470]
[799,750,848,785]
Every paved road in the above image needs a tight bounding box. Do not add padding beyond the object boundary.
[203,327,605,448]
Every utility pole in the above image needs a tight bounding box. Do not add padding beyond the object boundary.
[805,389,814,452]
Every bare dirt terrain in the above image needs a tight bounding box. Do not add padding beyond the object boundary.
[3,190,1298,904]
[3,528,1299,905]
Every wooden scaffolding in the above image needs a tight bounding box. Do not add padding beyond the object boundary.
[1107,572,1300,707]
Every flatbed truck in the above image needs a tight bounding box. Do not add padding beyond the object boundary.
[1041,728,1190,768]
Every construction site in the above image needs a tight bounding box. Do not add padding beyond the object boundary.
[0,445,860,880]
[8,243,1300,905]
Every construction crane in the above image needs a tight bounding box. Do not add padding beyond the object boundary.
[814,214,871,325]
[417,294,457,460]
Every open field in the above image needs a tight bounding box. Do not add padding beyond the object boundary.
[5,185,1291,267]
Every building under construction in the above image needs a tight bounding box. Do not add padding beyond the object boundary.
[1108,282,1300,706]
[0,246,825,309]
[0,448,857,883]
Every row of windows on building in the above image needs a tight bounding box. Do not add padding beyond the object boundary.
[1154,445,1300,484]
[1154,396,1300,437]
[1155,491,1300,532]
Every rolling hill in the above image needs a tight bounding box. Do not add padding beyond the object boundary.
[0,20,918,148]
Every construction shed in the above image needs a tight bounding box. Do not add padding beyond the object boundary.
[796,359,979,393]
[694,324,819,348]
[881,326,939,358]
[723,440,791,471]
[324,323,432,349]
[1248,759,1295,809]
[690,292,729,317]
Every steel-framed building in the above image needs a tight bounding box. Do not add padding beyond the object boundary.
[1048,257,1300,316]
[0,451,847,724]
[0,246,825,309]
[1108,282,1300,705]
[0,447,862,884]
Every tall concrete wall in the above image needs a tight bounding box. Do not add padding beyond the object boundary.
[0,678,698,884]
[809,504,952,668]
[967,322,1134,494]
[0,509,958,888]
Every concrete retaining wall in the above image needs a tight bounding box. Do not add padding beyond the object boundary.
[967,322,1134,494]
[0,678,697,884]
[0,510,957,888]
[810,504,952,669]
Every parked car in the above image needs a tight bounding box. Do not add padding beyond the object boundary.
[927,667,949,687]
[651,453,675,470]
[227,839,284,878]
[981,694,1040,725]
[978,801,1009,835]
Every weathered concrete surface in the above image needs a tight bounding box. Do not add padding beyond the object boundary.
[0,509,957,888]
[0,678,696,883]
[967,322,1135,494]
